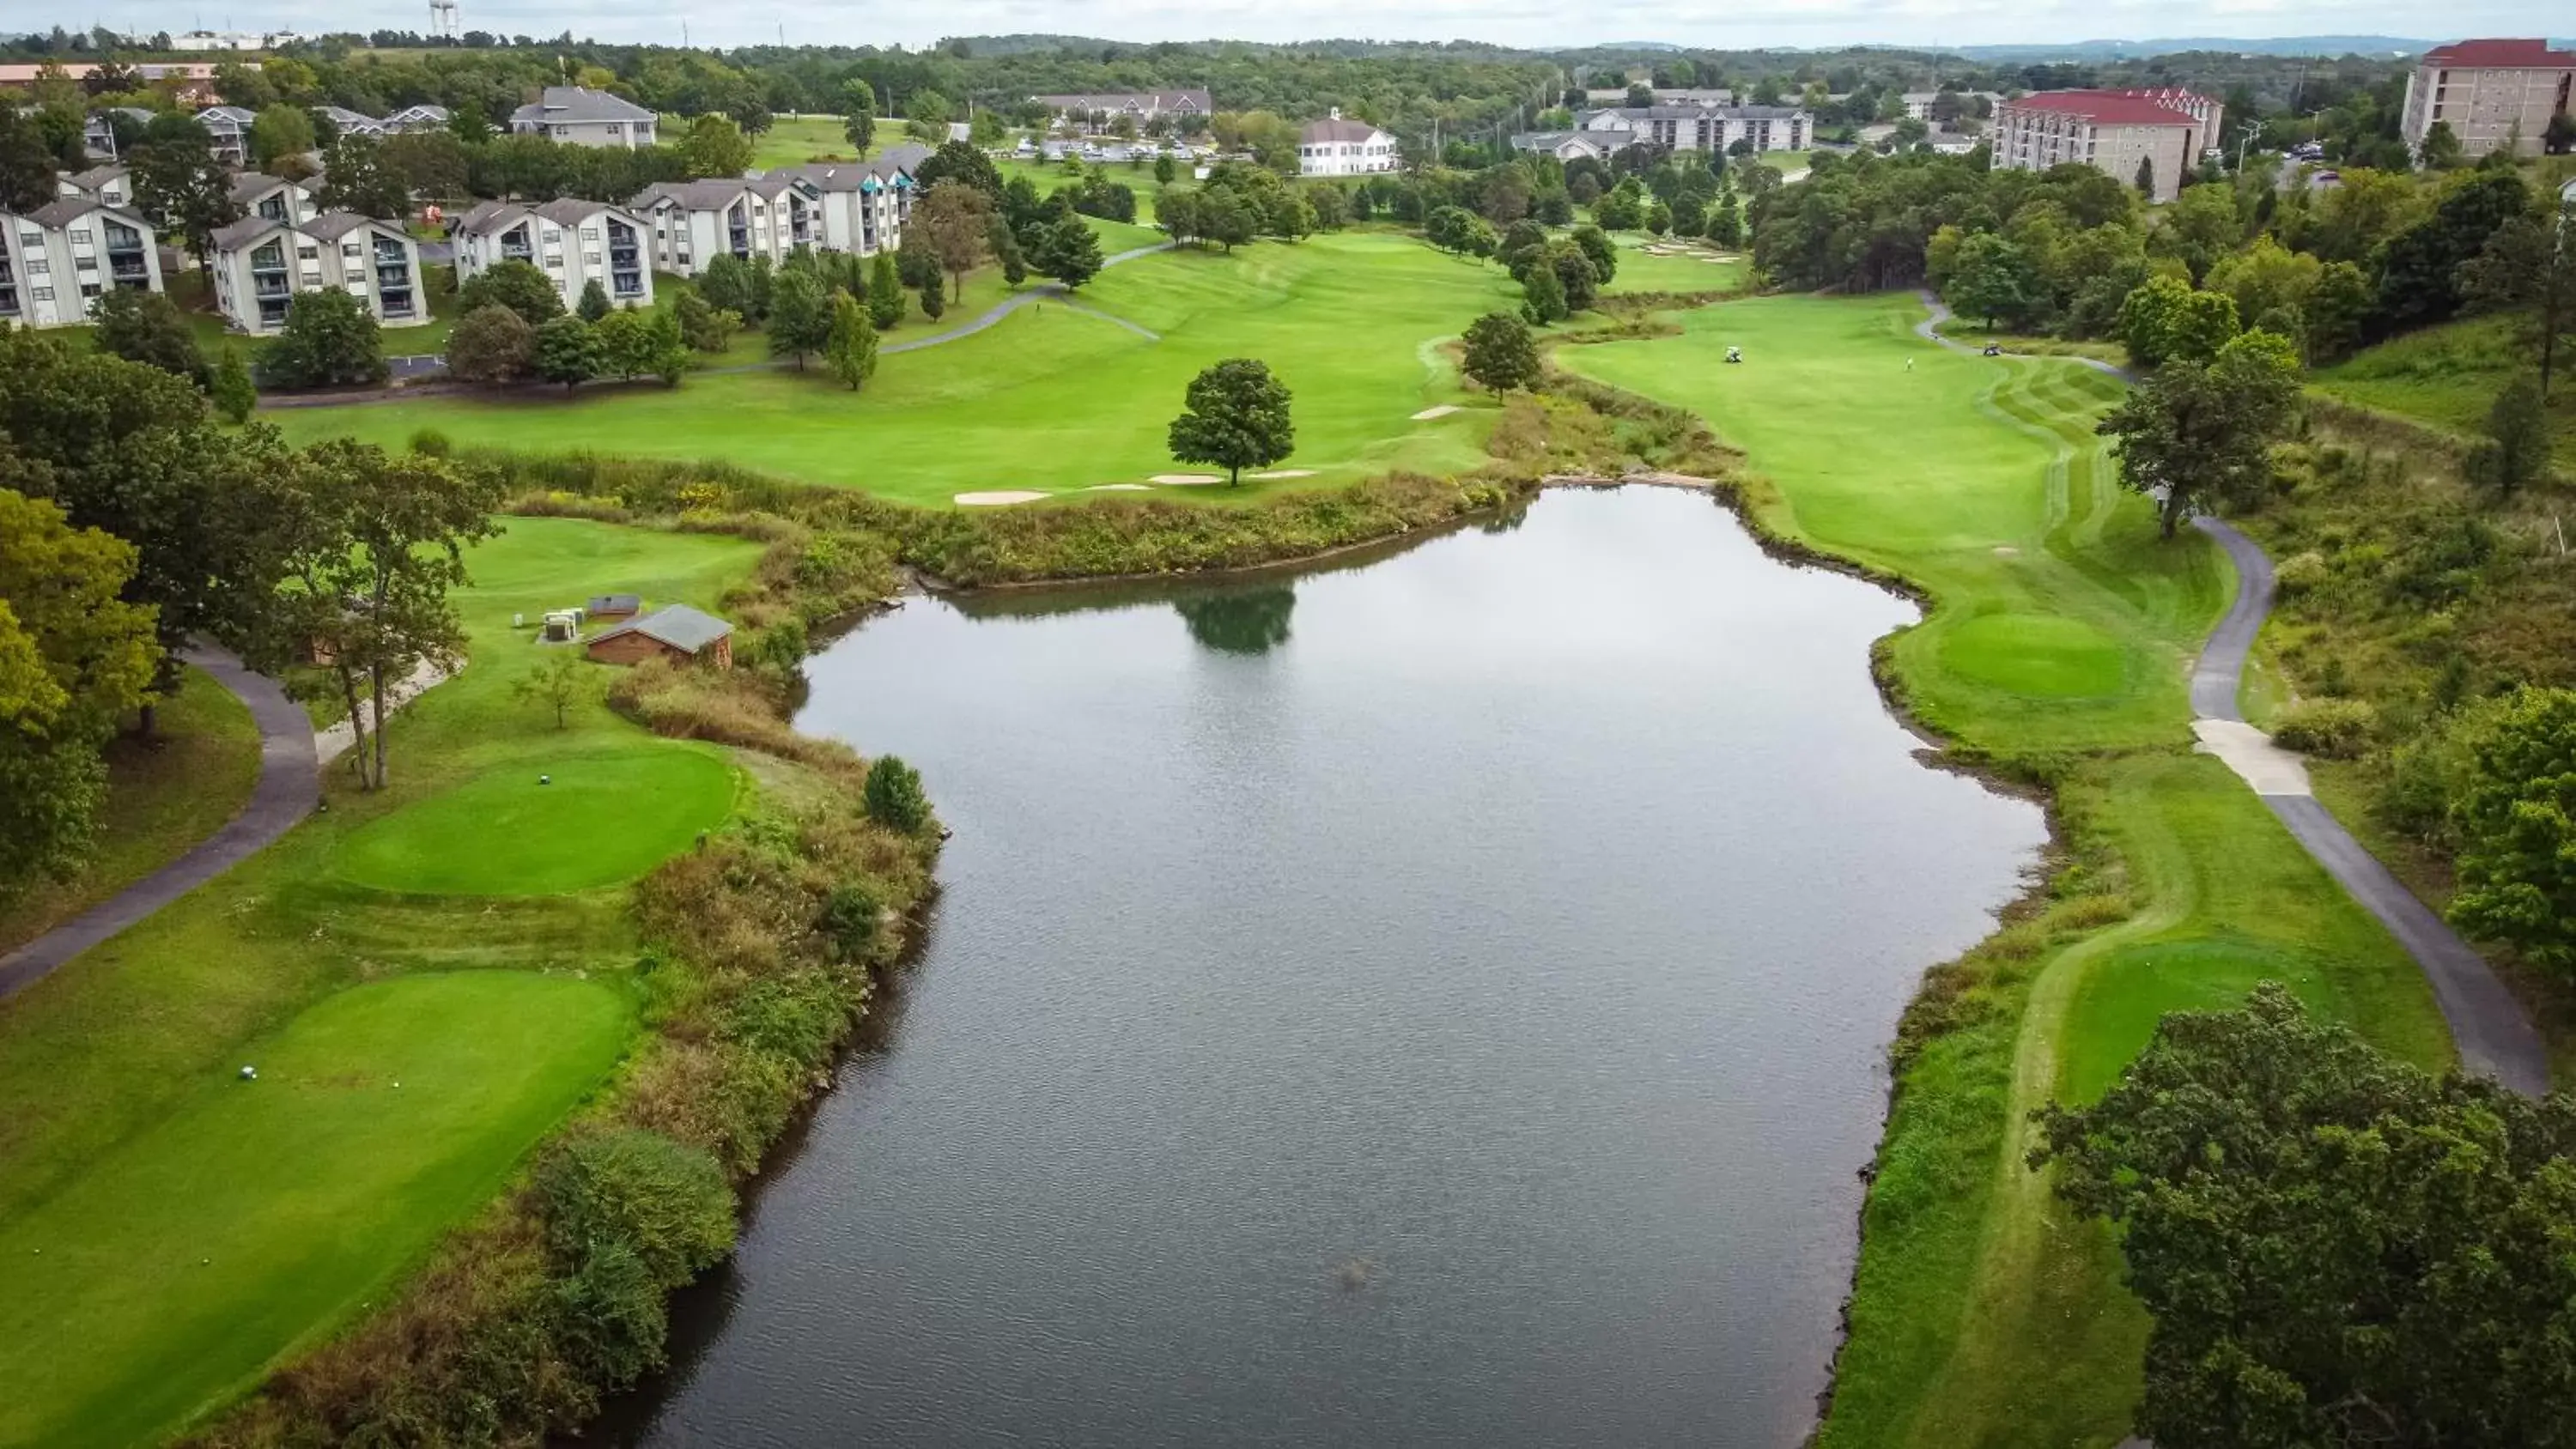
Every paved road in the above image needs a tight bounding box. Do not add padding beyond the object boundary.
[1912,292,2549,1095]
[0,646,318,1003]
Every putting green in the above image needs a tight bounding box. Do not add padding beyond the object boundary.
[334,747,737,895]
[1937,613,2125,699]
[0,971,632,1448]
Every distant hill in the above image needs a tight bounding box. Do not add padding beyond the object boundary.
[1954,35,2442,60]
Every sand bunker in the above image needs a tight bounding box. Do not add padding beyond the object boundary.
[1150,473,1222,485]
[1410,405,1461,421]
[955,490,1048,506]
[1249,469,1316,480]
[1993,545,2020,556]
[1084,482,1153,491]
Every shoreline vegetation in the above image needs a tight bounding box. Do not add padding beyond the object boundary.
[111,291,2537,1448]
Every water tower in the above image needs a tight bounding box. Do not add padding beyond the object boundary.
[429,0,459,39]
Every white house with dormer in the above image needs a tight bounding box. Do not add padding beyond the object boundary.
[1297,109,1398,177]
[452,198,655,311]
[510,87,658,149]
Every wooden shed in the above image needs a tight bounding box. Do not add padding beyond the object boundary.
[586,593,641,620]
[585,603,734,670]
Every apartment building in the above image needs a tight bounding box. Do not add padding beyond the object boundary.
[629,174,831,276]
[1297,110,1400,177]
[208,211,425,335]
[382,104,452,134]
[769,156,918,255]
[314,105,386,139]
[0,197,163,327]
[1569,103,1812,155]
[1990,89,2221,203]
[451,198,654,310]
[509,87,658,149]
[2401,38,2576,159]
[1030,89,1212,130]
[197,105,256,164]
[79,107,155,160]
[229,173,316,226]
[57,163,132,209]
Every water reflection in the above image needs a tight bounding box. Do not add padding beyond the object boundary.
[1174,585,1296,655]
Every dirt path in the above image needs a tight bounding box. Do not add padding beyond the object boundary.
[0,647,317,1002]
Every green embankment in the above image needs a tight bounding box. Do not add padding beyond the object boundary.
[263,232,1516,506]
[2312,312,2576,472]
[0,665,262,955]
[0,518,764,1445]
[1561,291,2451,1448]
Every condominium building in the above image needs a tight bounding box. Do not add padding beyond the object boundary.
[1297,110,1400,177]
[1990,89,2222,203]
[0,198,163,327]
[1031,89,1212,130]
[451,198,654,310]
[1568,103,1812,155]
[629,175,814,276]
[381,104,452,134]
[769,157,918,255]
[208,211,425,334]
[197,105,256,165]
[2401,39,2576,159]
[229,173,316,226]
[509,87,658,149]
[314,105,386,139]
[57,163,132,209]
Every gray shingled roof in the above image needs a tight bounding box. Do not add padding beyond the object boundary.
[211,213,288,250]
[1301,114,1386,144]
[1030,89,1211,113]
[228,172,296,206]
[65,162,126,191]
[511,86,654,126]
[301,211,386,242]
[633,179,756,211]
[592,603,732,653]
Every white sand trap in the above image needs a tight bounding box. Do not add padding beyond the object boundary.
[955,490,1047,506]
[1993,545,2020,555]
[1084,482,1153,491]
[1150,473,1222,485]
[1411,404,1461,421]
[1249,469,1315,480]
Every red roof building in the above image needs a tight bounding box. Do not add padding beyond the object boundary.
[1991,89,2223,203]
[2403,39,2576,160]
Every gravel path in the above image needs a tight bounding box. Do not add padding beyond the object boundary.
[0,646,317,1002]
[1913,290,2547,1094]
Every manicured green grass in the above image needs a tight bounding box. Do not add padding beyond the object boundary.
[1558,291,2452,1449]
[335,745,737,895]
[0,971,632,1448]
[0,519,763,1446]
[265,232,1518,506]
[2312,313,2576,470]
[1565,293,2227,754]
[749,112,867,168]
[0,665,260,955]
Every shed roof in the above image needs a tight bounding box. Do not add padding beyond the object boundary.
[592,603,732,653]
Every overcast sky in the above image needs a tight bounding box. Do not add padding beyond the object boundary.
[72,0,2571,52]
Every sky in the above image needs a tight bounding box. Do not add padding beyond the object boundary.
[62,0,2573,52]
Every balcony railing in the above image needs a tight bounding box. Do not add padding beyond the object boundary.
[253,276,292,298]
[110,258,147,281]
[501,245,532,262]
[377,265,412,287]
[381,292,416,318]
[610,246,639,267]
[612,271,644,296]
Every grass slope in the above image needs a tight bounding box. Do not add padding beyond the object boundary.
[335,745,737,894]
[0,519,762,1446]
[0,972,631,1448]
[0,665,260,954]
[2312,313,2576,471]
[1559,291,2451,1449]
[1600,233,1747,295]
[265,232,1520,506]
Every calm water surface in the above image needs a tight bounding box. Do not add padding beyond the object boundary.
[612,487,2044,1448]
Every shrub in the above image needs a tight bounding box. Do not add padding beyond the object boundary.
[408,427,453,457]
[861,754,932,833]
[532,1128,735,1288]
[817,882,882,961]
[2269,697,2376,757]
[2271,549,2329,598]
[550,1237,668,1390]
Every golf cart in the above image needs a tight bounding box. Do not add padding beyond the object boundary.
[1723,346,1744,364]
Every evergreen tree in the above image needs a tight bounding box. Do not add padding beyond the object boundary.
[532,315,601,388]
[766,269,831,369]
[208,345,256,423]
[697,253,753,318]
[1519,257,1568,324]
[823,290,879,391]
[866,251,906,330]
[576,277,611,322]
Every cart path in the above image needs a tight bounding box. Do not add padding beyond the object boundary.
[1912,290,2545,1094]
[0,646,317,1003]
[257,242,1177,409]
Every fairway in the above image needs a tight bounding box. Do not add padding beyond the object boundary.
[1558,291,2451,1449]
[1564,293,2227,753]
[0,971,632,1448]
[264,232,1520,506]
[332,746,738,895]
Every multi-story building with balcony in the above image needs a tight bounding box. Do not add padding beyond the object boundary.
[1563,103,1813,155]
[1990,88,2222,203]
[451,198,656,311]
[0,198,164,327]
[630,174,819,276]
[769,152,920,257]
[208,211,425,335]
[57,163,132,209]
[228,173,316,226]
[2401,39,2576,159]
[196,105,257,164]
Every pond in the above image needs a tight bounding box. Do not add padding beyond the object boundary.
[608,486,2046,1447]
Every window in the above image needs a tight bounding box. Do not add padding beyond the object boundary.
[26,258,46,275]
[69,227,90,244]
[33,286,52,300]
[298,245,319,259]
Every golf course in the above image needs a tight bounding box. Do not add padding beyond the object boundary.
[0,518,767,1446]
[263,230,1520,504]
[1561,293,2454,1446]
